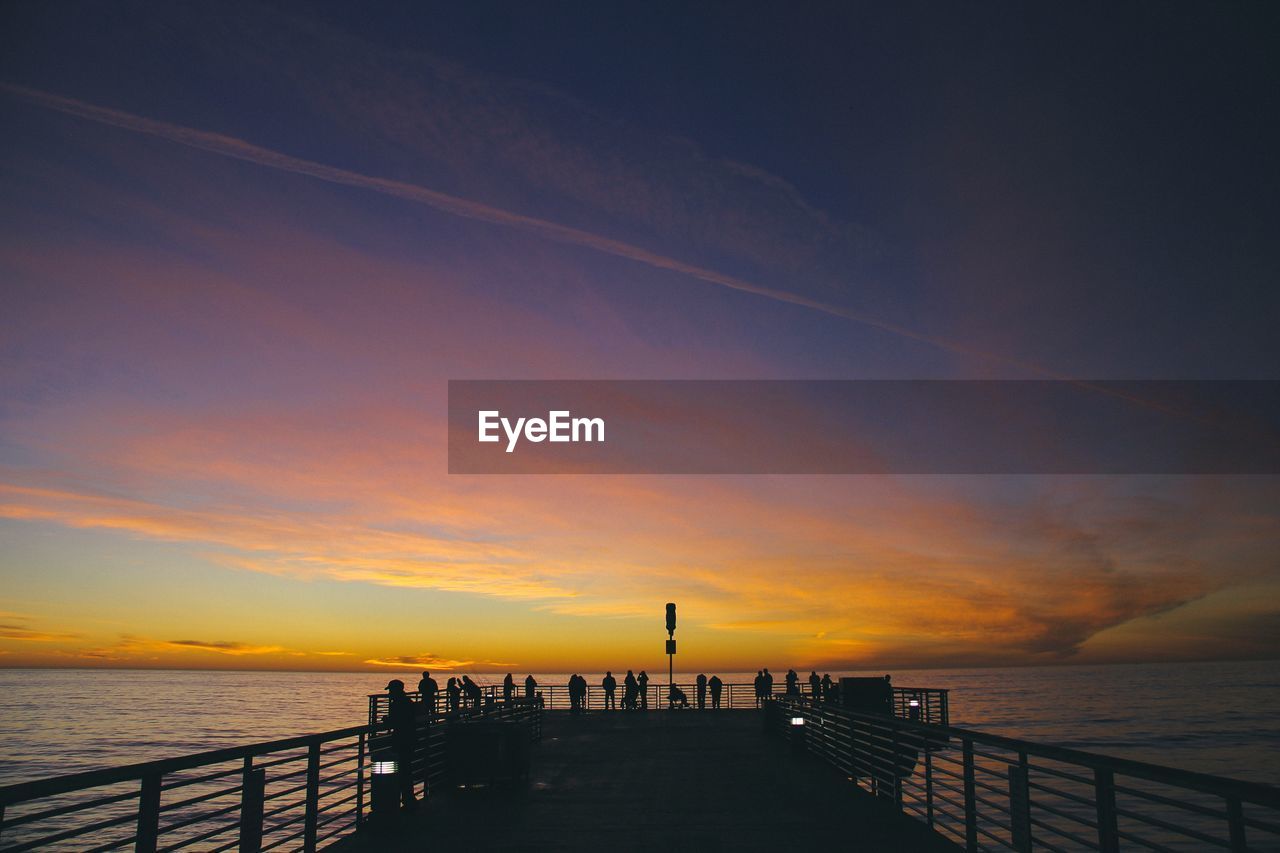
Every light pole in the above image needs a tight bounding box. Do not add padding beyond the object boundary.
[665,602,677,708]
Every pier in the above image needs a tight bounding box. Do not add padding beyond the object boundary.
[2,681,1278,852]
[332,710,956,852]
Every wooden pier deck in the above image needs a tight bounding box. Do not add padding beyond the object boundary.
[329,710,958,852]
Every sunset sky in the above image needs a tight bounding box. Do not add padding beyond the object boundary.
[1,3,1277,674]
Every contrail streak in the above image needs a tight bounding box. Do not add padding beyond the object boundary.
[2,81,1045,372]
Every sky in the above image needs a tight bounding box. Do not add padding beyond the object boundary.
[1,1,1277,674]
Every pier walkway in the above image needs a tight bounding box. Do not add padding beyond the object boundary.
[330,711,957,852]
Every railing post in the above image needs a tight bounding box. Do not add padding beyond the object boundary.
[135,773,161,853]
[1094,767,1119,853]
[924,740,935,829]
[356,731,366,828]
[238,760,265,853]
[962,738,978,853]
[1226,796,1247,853]
[304,740,320,852]
[1008,753,1031,853]
[890,727,903,809]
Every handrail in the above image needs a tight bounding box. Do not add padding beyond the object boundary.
[0,699,543,852]
[0,726,370,806]
[839,710,1280,808]
[768,695,1280,852]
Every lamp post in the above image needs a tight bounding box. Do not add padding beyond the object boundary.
[665,602,676,709]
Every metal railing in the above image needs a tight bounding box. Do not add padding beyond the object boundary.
[0,699,542,852]
[768,696,1280,853]
[369,681,949,724]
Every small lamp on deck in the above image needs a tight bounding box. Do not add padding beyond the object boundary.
[369,753,399,819]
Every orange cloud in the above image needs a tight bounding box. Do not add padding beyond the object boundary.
[363,654,476,670]
[165,639,286,656]
[0,623,81,642]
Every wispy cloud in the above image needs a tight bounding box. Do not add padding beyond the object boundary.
[0,623,81,642]
[364,654,475,670]
[0,82,1040,373]
[165,639,285,656]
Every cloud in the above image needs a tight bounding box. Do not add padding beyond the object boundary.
[364,654,475,670]
[0,623,81,642]
[165,639,285,656]
[0,82,1040,374]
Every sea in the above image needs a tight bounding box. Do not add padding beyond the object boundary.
[2,659,1276,787]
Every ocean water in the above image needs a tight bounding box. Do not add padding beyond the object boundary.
[1,659,1276,786]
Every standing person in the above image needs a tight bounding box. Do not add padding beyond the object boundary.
[567,674,579,713]
[808,670,821,701]
[638,670,649,710]
[418,671,438,716]
[383,680,417,811]
[763,668,774,701]
[623,670,638,710]
[446,677,460,713]
[785,669,799,696]
[821,673,834,702]
[709,675,723,709]
[696,673,707,710]
[602,671,617,710]
[525,674,537,699]
[466,676,482,709]
[503,673,515,703]
[753,670,764,707]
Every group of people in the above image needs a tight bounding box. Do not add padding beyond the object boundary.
[408,668,840,717]
[784,669,837,702]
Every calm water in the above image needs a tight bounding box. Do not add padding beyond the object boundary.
[1,659,1276,786]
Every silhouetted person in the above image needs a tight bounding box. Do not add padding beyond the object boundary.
[463,675,482,709]
[709,675,723,709]
[418,671,438,716]
[602,671,617,710]
[446,677,460,713]
[623,670,638,710]
[503,673,515,703]
[821,673,834,701]
[668,684,689,709]
[763,668,773,700]
[568,674,581,713]
[525,674,537,699]
[638,670,649,709]
[383,679,417,811]
[753,670,764,706]
[809,670,821,701]
[785,669,799,695]
[696,673,707,710]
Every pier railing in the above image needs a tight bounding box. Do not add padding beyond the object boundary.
[368,681,948,724]
[768,696,1280,853]
[0,698,542,852]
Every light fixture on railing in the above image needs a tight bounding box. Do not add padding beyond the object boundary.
[791,716,805,726]
[908,698,921,721]
[371,760,398,775]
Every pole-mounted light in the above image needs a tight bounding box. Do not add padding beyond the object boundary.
[665,602,677,708]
